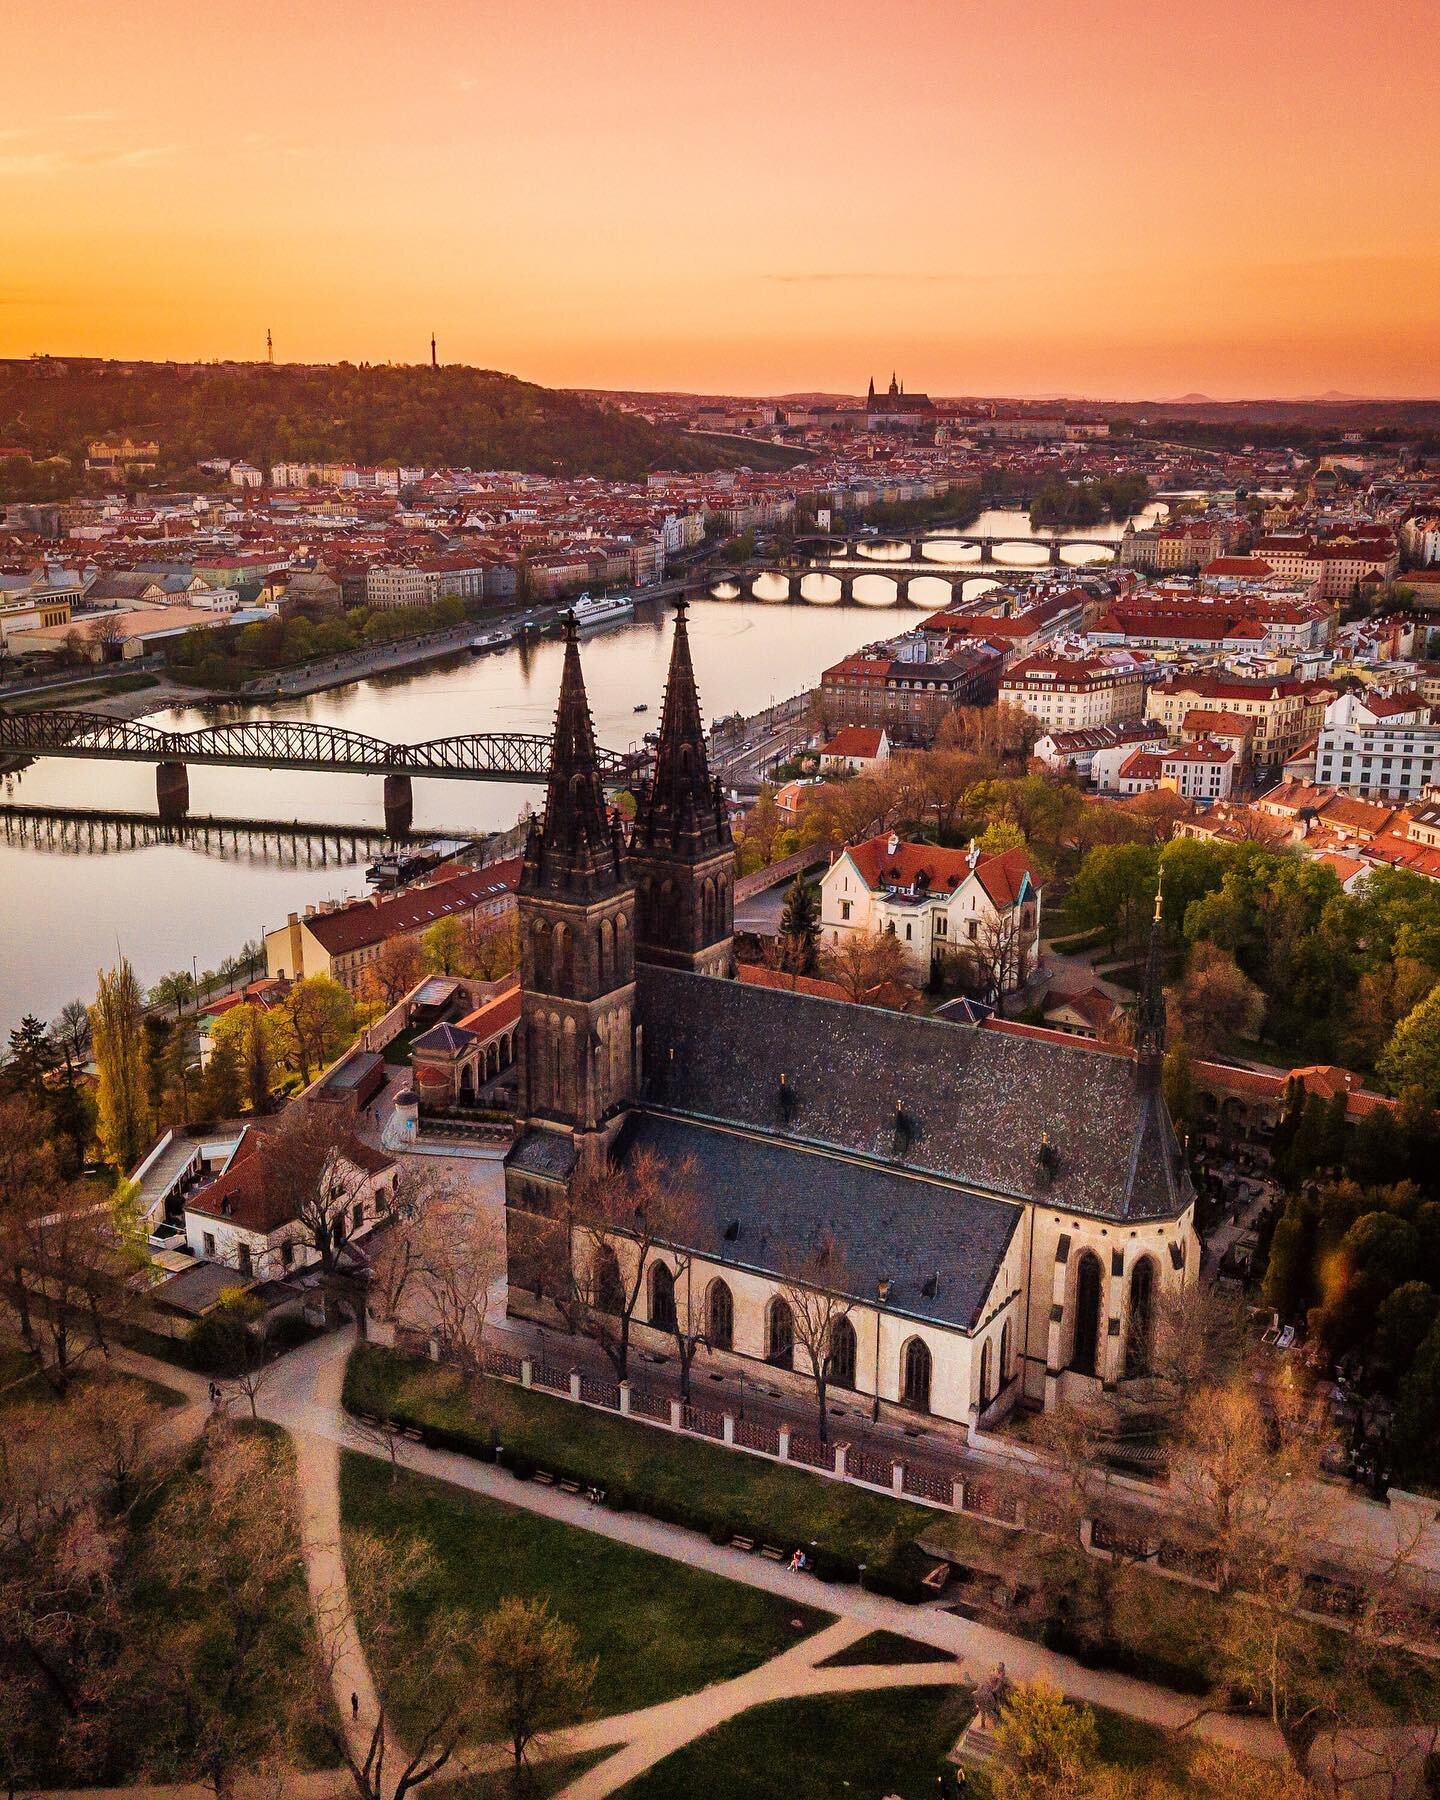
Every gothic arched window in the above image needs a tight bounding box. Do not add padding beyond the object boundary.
[1071,1251,1104,1378]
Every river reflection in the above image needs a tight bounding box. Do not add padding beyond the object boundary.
[0,507,1160,1027]
[0,598,894,1026]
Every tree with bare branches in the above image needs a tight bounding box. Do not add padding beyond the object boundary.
[569,1148,702,1383]
[261,1103,380,1281]
[328,1533,491,1800]
[776,1231,858,1445]
[364,939,426,1010]
[956,904,1037,1005]
[0,1116,133,1396]
[820,924,910,1003]
[133,1425,311,1799]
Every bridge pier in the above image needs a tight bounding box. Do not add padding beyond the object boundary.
[156,760,189,822]
[383,773,414,837]
[1049,540,1065,565]
[838,576,855,603]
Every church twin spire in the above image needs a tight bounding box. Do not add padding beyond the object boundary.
[523,600,729,903]
[521,613,626,900]
[631,596,731,860]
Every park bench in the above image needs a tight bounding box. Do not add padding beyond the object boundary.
[532,1470,555,1486]
[559,1479,583,1495]
[730,1534,756,1552]
[759,1544,786,1561]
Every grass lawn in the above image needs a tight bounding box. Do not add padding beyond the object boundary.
[346,1344,982,1571]
[432,1749,610,1799]
[616,1686,974,1800]
[0,1330,187,1410]
[613,1686,1236,1800]
[817,1630,957,1668]
[341,1453,832,1732]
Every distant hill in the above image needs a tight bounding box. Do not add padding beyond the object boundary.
[0,359,737,482]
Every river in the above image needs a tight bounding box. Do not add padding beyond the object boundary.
[0,507,1158,1030]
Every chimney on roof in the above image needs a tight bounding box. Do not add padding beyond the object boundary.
[886,831,899,856]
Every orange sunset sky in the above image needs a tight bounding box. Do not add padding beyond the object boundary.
[3,0,1438,399]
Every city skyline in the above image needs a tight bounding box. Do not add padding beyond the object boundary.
[3,0,1438,400]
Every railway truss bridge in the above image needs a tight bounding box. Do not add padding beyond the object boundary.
[0,710,644,833]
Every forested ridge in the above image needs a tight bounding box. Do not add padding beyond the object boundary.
[0,360,734,483]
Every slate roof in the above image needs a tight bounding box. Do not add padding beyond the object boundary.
[619,1112,1020,1333]
[506,1128,580,1182]
[412,1022,477,1057]
[635,969,1189,1222]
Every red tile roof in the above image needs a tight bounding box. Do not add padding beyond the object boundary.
[306,859,521,955]
[821,726,886,758]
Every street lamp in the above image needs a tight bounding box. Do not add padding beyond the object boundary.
[872,1278,890,1423]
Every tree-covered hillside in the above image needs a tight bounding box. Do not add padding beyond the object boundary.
[0,359,735,482]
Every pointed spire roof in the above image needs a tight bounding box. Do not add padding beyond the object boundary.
[523,614,626,899]
[631,597,731,861]
[1135,871,1167,1084]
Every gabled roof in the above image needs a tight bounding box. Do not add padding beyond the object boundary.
[187,1130,394,1235]
[617,1111,1020,1333]
[636,968,1190,1223]
[821,726,886,758]
[305,860,521,955]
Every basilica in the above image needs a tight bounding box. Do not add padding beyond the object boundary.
[503,605,1198,1429]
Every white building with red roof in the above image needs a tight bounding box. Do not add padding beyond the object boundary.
[819,725,890,773]
[182,1123,397,1283]
[819,831,1041,993]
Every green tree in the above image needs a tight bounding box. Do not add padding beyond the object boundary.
[90,958,148,1170]
[1158,836,1230,929]
[1069,842,1158,953]
[991,1680,1098,1800]
[777,876,819,975]
[1378,985,1440,1101]
[976,819,1027,855]
[476,1596,595,1776]
[6,1014,56,1104]
[1346,1105,1408,1186]
[140,1014,169,1133]
[280,975,356,1083]
[1372,1282,1440,1383]
[1162,1039,1196,1138]
[1263,1210,1313,1323]
[152,969,197,1017]
[211,1003,280,1112]
[1393,1317,1440,1486]
[422,917,467,976]
[202,1034,244,1121]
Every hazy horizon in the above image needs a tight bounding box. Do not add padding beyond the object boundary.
[5,0,1438,400]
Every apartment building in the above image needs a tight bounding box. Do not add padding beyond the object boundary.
[1145,672,1336,773]
[1310,691,1440,799]
[999,651,1149,731]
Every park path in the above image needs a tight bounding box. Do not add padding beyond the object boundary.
[42,1328,1283,1800]
[287,1335,403,1777]
[250,1330,1283,1768]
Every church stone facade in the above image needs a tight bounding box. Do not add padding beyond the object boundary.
[504,604,1198,1430]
